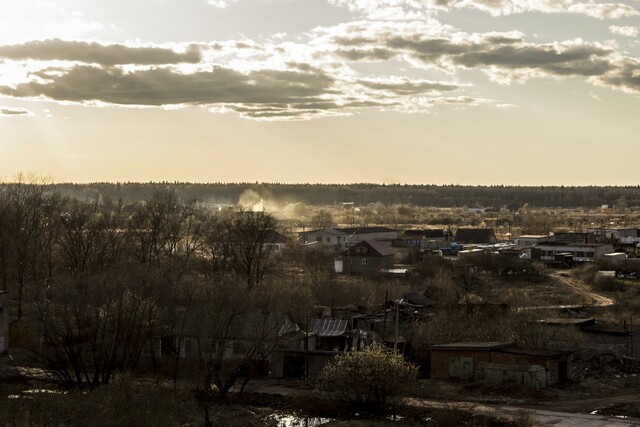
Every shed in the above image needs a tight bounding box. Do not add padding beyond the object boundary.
[475,362,547,389]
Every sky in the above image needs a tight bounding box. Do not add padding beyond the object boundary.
[0,0,639,185]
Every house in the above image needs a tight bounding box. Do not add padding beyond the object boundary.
[430,342,572,387]
[300,228,347,251]
[454,228,497,244]
[301,227,397,252]
[0,291,8,354]
[159,307,298,377]
[334,240,394,274]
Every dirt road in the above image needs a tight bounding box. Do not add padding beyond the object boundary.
[550,271,615,307]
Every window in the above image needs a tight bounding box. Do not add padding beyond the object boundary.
[326,237,330,242]
[362,258,368,265]
[316,236,322,242]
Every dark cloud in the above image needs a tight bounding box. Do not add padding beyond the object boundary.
[0,107,32,116]
[358,79,458,94]
[335,33,615,79]
[0,65,338,118]
[452,44,614,76]
[336,48,397,61]
[599,59,640,92]
[0,39,202,65]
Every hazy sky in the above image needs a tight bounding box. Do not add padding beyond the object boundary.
[1,0,639,185]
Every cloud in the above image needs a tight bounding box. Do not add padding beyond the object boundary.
[0,39,202,65]
[327,0,640,19]
[208,0,238,8]
[332,28,615,81]
[609,25,639,37]
[357,77,459,94]
[0,64,342,119]
[0,106,33,116]
[597,58,640,92]
[567,2,640,19]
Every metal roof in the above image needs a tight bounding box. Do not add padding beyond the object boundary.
[309,318,349,337]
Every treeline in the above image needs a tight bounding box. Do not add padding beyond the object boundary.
[0,182,313,426]
[32,182,640,209]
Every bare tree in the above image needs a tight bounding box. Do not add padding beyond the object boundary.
[310,209,333,230]
[185,277,306,427]
[208,210,280,290]
[0,174,62,321]
[36,267,157,389]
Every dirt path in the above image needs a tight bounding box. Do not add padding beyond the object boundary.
[540,393,640,414]
[550,271,615,307]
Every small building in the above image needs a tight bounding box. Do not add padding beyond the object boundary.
[581,322,640,360]
[454,228,497,244]
[553,232,588,244]
[532,242,614,263]
[271,318,369,378]
[262,230,290,251]
[475,362,547,389]
[430,342,571,387]
[0,291,8,354]
[516,235,554,247]
[335,240,394,274]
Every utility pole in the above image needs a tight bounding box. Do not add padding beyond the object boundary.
[394,299,404,351]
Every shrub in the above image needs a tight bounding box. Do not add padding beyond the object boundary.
[593,275,624,292]
[315,344,417,412]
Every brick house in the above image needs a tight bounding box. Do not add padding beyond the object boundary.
[430,342,572,387]
[334,240,393,274]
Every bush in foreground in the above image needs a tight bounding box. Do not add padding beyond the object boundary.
[316,344,417,413]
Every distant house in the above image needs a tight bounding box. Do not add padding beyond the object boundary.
[454,228,497,244]
[334,240,394,274]
[262,230,290,252]
[0,291,8,354]
[403,229,447,240]
[390,230,450,262]
[301,227,397,252]
[300,228,346,251]
[430,342,572,387]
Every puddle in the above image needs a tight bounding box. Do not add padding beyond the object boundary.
[269,414,333,427]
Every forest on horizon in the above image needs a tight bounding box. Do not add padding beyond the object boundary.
[11,182,638,209]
